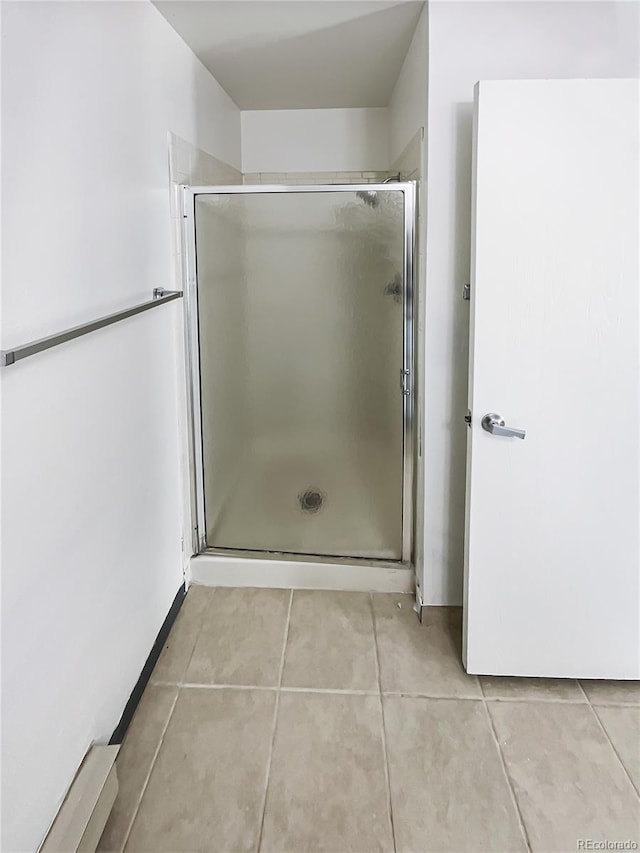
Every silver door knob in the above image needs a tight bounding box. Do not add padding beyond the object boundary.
[481,413,526,439]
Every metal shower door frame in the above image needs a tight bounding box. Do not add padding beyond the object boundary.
[182,182,416,563]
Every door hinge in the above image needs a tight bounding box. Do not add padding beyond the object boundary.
[462,283,471,300]
[400,369,411,396]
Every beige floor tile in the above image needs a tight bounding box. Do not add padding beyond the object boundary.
[580,679,640,705]
[97,686,177,852]
[373,594,481,697]
[281,590,378,690]
[384,696,526,852]
[595,705,640,792]
[421,605,463,626]
[489,701,640,851]
[149,586,213,684]
[481,676,585,702]
[185,587,290,686]
[261,692,393,852]
[125,687,275,853]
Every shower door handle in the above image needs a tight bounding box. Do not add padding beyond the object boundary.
[400,369,411,396]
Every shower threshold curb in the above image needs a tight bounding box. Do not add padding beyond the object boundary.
[188,552,414,593]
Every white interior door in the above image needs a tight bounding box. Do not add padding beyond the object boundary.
[464,79,639,678]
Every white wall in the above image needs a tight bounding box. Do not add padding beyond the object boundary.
[0,3,240,850]
[388,3,428,167]
[241,108,389,173]
[387,3,428,598]
[424,0,640,604]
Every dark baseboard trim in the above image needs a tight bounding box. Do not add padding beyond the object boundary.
[109,583,187,745]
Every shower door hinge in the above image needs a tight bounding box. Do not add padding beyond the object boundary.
[400,369,411,396]
[462,283,471,300]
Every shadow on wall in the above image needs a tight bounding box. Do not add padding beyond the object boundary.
[170,3,425,110]
[440,101,474,603]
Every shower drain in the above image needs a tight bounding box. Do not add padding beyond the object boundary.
[298,487,325,514]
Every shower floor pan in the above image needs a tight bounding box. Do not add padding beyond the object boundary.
[206,438,401,559]
[191,438,413,593]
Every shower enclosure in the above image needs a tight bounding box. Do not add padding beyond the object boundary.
[183,184,415,564]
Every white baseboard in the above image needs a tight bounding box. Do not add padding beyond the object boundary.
[40,745,119,853]
[189,552,414,593]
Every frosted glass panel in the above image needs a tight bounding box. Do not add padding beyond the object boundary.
[195,189,405,559]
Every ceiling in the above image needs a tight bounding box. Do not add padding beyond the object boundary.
[153,1,425,110]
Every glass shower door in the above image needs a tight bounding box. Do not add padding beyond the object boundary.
[190,186,412,561]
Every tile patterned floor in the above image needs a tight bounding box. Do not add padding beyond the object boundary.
[98,587,640,853]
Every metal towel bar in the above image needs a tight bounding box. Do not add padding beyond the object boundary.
[1,288,183,367]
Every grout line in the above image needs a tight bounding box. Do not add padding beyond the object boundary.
[277,590,294,687]
[120,688,180,852]
[383,692,483,702]
[381,690,482,702]
[159,682,377,695]
[370,593,397,853]
[481,699,532,852]
[579,682,640,800]
[280,686,379,696]
[476,694,588,705]
[180,682,279,691]
[575,682,589,704]
[256,589,294,852]
[149,682,593,703]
